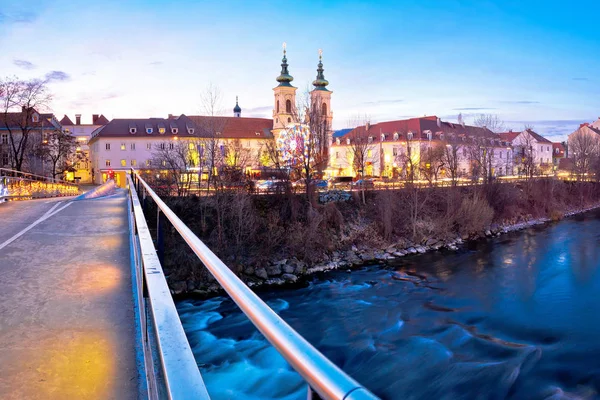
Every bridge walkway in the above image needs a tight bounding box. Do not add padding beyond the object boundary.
[0,190,138,399]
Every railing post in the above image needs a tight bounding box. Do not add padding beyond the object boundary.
[157,209,165,265]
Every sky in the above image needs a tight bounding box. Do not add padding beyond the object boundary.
[1,0,599,141]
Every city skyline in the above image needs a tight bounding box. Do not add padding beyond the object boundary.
[1,0,599,140]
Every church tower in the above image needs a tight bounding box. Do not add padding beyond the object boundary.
[310,49,333,145]
[272,43,297,139]
[233,96,241,117]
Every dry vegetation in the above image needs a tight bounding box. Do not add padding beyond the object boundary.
[144,180,600,289]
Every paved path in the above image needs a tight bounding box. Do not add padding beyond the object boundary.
[0,191,138,399]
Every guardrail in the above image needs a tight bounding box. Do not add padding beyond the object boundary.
[127,175,210,399]
[0,169,79,201]
[128,168,379,400]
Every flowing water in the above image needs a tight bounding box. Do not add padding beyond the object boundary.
[177,210,600,400]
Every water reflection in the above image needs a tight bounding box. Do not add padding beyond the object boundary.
[178,210,600,400]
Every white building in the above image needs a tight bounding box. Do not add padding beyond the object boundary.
[60,114,109,183]
[499,129,553,174]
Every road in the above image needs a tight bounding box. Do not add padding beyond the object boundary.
[0,193,138,399]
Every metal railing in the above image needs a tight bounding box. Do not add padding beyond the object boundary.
[0,168,79,201]
[127,175,210,399]
[128,168,379,400]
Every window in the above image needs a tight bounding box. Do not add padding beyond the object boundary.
[171,128,178,134]
[500,151,503,159]
[393,132,399,140]
[146,160,151,166]
[548,146,550,152]
[285,99,291,114]
[146,128,153,134]
[1,134,7,144]
[426,132,432,140]
[120,159,126,167]
[105,143,111,150]
[277,100,280,114]
[169,143,174,150]
[120,143,126,150]
[159,143,165,150]
[287,117,291,123]
[367,149,373,158]
[255,132,261,136]
[161,160,166,167]
[407,132,413,140]
[105,159,111,167]
[463,148,467,157]
[2,153,8,166]
[188,128,195,134]
[159,127,166,134]
[380,133,385,142]
[189,143,195,150]
[346,138,350,145]
[368,136,373,143]
[130,128,137,134]
[322,103,327,116]
[393,147,398,156]
[336,138,340,145]
[130,143,135,150]
[64,128,70,133]
[131,159,137,166]
[32,114,39,122]
[335,151,339,159]
[439,134,444,141]
[146,143,152,150]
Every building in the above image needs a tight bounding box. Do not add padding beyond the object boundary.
[330,116,513,180]
[88,46,333,186]
[0,108,62,175]
[498,129,553,175]
[552,142,566,171]
[566,122,600,176]
[60,114,109,183]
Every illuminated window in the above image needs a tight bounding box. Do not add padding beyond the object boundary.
[105,143,111,150]
[131,159,137,166]
[120,143,126,150]
[161,160,166,167]
[367,149,373,158]
[189,143,195,150]
[120,159,126,167]
[159,127,166,134]
[105,159,111,167]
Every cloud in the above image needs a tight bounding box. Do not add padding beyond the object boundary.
[505,119,586,140]
[101,92,121,100]
[245,106,271,113]
[0,11,37,24]
[453,107,497,111]
[13,59,36,70]
[149,61,163,66]
[363,99,404,105]
[572,77,589,81]
[45,71,70,82]
[500,100,540,104]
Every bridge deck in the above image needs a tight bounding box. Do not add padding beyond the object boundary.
[0,191,138,399]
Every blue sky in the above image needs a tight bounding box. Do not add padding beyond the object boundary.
[1,0,599,140]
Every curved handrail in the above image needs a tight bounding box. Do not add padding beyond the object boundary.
[130,169,379,400]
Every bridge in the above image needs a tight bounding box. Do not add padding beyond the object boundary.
[0,168,379,400]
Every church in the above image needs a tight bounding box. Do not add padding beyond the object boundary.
[87,45,334,186]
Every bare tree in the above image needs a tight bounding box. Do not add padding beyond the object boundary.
[346,115,375,204]
[569,128,600,180]
[514,131,538,180]
[395,132,418,184]
[473,114,505,133]
[40,129,83,180]
[152,139,196,196]
[0,77,52,172]
[197,83,228,190]
[442,135,461,186]
[419,142,446,186]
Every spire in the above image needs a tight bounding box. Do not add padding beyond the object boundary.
[276,42,294,87]
[233,96,241,117]
[312,49,329,91]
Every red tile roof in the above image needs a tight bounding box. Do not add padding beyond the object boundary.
[498,129,552,144]
[333,116,498,145]
[60,115,74,125]
[95,114,110,125]
[552,142,565,158]
[187,116,273,139]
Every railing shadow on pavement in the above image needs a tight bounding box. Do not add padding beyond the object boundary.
[127,168,380,400]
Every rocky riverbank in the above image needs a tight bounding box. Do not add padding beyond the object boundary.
[172,202,600,296]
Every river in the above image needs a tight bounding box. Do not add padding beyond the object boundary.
[177,210,600,399]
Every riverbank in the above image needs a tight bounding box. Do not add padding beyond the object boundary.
[178,201,600,296]
[162,181,600,297]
